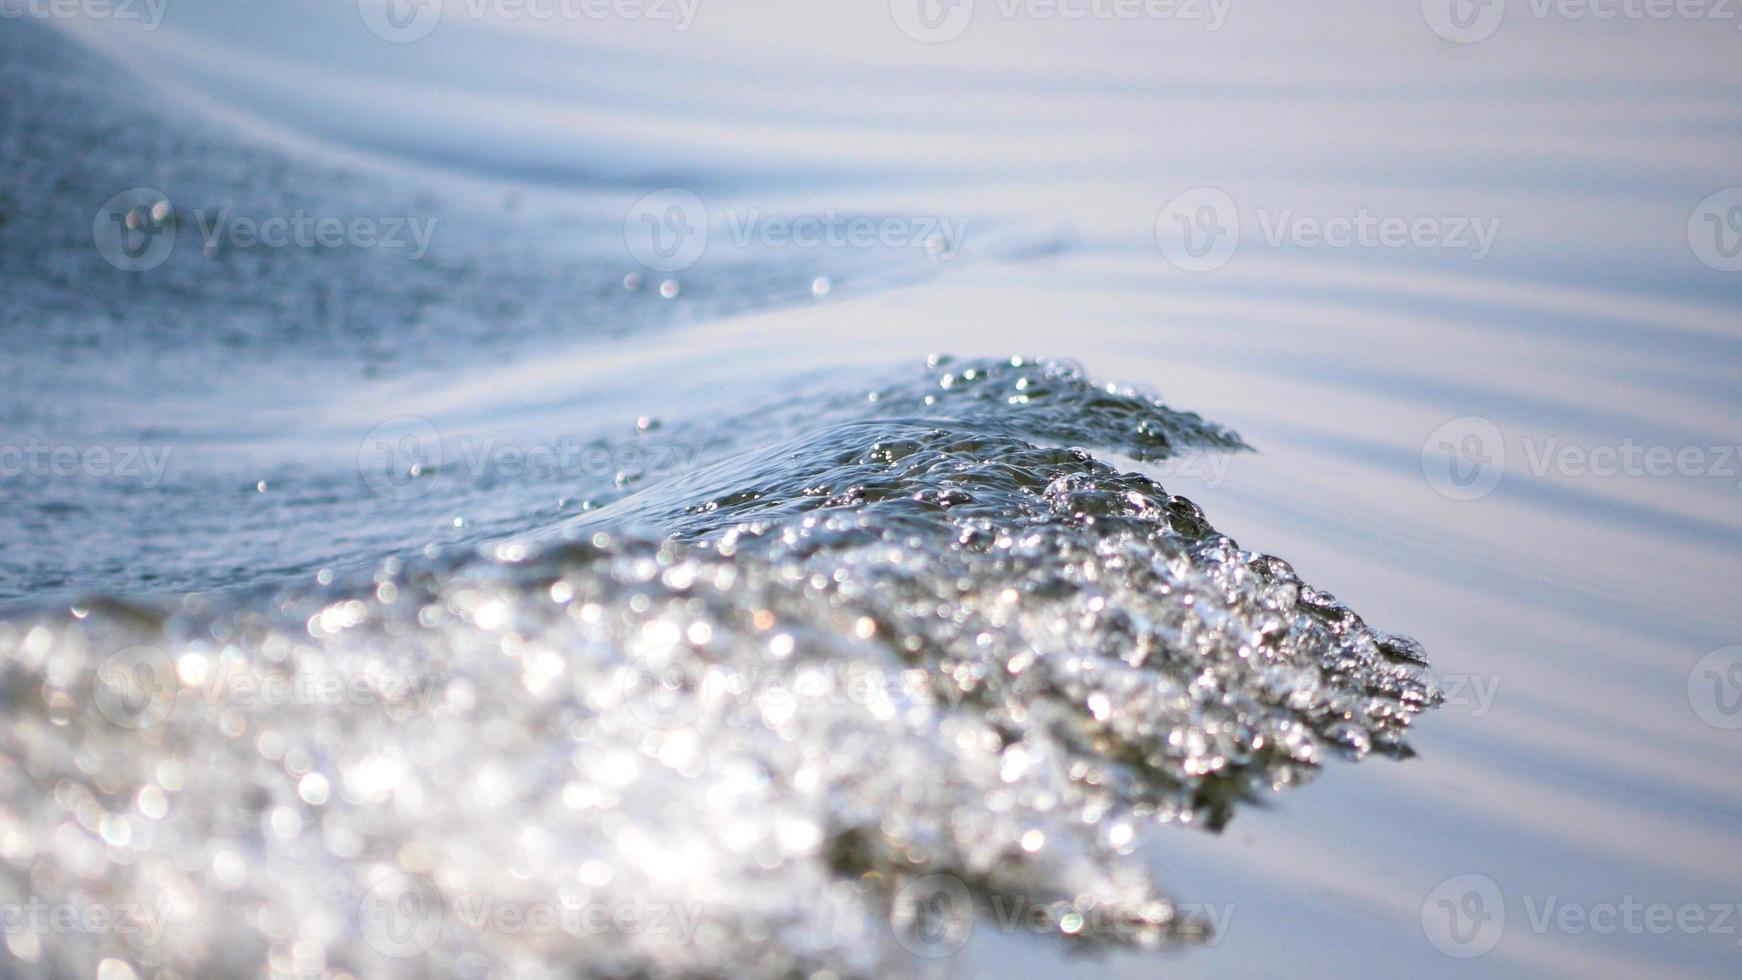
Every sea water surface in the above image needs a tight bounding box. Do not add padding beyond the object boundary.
[1,3,1740,977]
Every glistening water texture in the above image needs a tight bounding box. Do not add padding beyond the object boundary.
[3,2,1742,978]
[0,355,1440,977]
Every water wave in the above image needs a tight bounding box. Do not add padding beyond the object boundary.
[0,356,1438,977]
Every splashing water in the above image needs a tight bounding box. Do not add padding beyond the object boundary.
[0,356,1439,977]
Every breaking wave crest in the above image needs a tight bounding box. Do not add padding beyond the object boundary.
[0,357,1439,977]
